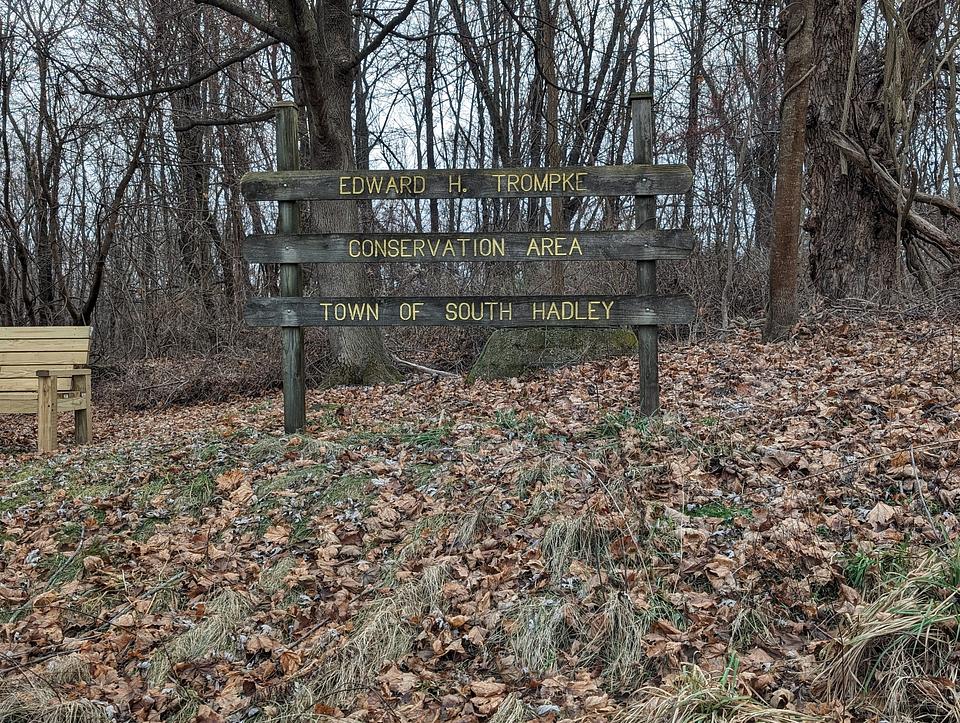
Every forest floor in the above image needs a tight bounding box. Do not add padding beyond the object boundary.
[1,314,959,723]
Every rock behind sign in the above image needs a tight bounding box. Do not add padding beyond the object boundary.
[468,327,637,382]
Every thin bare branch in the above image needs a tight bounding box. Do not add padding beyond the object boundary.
[76,39,278,101]
[352,0,418,67]
[194,0,294,45]
[173,108,277,132]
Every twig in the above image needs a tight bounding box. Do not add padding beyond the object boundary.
[392,356,458,378]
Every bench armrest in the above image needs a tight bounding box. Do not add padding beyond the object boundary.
[36,369,91,378]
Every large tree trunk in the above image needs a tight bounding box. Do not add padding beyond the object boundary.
[282,0,399,384]
[806,0,943,299]
[763,0,814,341]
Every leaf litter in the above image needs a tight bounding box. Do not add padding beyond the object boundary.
[0,315,958,721]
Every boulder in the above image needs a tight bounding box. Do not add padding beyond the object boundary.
[468,327,638,381]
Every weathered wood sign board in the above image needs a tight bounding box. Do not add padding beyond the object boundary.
[246,295,694,327]
[242,164,692,200]
[242,95,694,433]
[244,229,694,263]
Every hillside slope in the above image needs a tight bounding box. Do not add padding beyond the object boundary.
[1,316,959,722]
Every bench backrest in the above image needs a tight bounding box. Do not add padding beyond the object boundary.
[0,326,92,396]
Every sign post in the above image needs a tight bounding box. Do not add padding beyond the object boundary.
[631,91,659,415]
[243,99,695,432]
[275,103,306,433]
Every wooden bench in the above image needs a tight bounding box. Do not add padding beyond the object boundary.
[0,326,93,452]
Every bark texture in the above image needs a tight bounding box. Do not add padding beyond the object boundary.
[806,0,945,299]
[763,0,814,341]
[272,0,400,384]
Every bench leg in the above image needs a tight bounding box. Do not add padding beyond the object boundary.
[74,374,91,445]
[38,376,58,453]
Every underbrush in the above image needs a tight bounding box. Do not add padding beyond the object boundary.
[817,545,960,721]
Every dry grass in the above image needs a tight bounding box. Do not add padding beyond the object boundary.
[541,514,608,583]
[594,590,650,689]
[147,589,251,687]
[259,556,300,595]
[258,684,344,722]
[313,566,446,707]
[617,664,821,723]
[488,693,527,723]
[508,595,574,674]
[0,654,107,723]
[815,550,960,721]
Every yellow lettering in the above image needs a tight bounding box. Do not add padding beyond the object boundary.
[386,176,399,193]
[491,173,506,192]
[506,174,520,192]
[575,172,587,191]
[367,176,384,194]
[570,237,582,255]
[526,238,541,256]
[413,175,426,193]
[339,177,352,195]
[348,239,360,258]
[400,302,422,321]
[449,174,463,193]
[601,300,614,319]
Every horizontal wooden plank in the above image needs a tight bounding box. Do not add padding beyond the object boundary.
[0,351,88,365]
[0,394,87,414]
[36,368,91,378]
[0,338,91,353]
[244,295,695,328]
[241,164,693,201]
[0,326,91,340]
[0,378,72,392]
[0,365,75,377]
[243,229,694,264]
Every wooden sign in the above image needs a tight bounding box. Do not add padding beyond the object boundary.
[242,95,694,433]
[241,164,692,201]
[245,295,694,327]
[244,229,695,264]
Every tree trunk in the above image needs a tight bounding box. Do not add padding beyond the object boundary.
[283,0,399,384]
[763,0,815,341]
[805,0,943,299]
[745,0,779,252]
[538,0,563,293]
[682,0,707,231]
[805,2,898,299]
